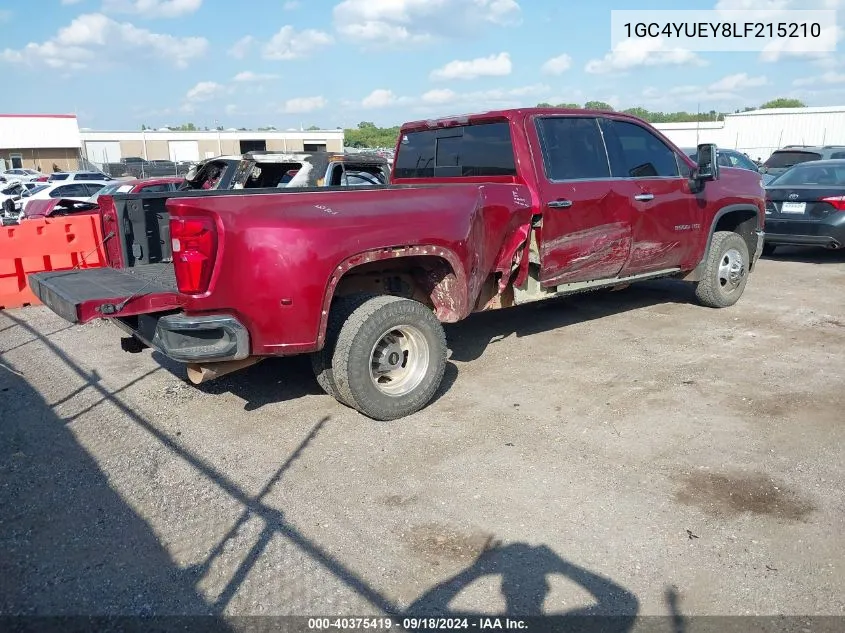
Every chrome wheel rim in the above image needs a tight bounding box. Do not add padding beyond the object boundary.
[369,325,429,397]
[718,248,746,293]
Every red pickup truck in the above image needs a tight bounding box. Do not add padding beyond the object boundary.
[29,108,765,420]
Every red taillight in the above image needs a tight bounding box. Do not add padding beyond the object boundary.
[170,215,218,294]
[821,196,845,211]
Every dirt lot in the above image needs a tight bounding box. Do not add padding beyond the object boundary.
[1,247,844,624]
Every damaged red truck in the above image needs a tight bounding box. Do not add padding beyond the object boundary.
[29,108,765,420]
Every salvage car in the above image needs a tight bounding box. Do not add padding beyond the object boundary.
[763,159,845,254]
[29,108,765,420]
[181,151,390,190]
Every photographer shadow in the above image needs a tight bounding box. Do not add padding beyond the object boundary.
[405,542,639,632]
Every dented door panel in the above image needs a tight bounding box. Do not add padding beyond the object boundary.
[537,181,633,286]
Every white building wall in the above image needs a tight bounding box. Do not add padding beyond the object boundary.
[81,129,345,145]
[0,114,81,149]
[655,106,845,161]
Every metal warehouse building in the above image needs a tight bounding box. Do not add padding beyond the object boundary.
[80,129,345,166]
[654,105,845,161]
[0,114,83,172]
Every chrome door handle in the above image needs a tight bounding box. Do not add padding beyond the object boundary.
[548,199,572,208]
[634,193,654,202]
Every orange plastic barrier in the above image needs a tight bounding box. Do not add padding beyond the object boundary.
[0,213,106,309]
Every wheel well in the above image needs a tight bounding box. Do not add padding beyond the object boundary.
[713,208,758,259]
[331,255,462,322]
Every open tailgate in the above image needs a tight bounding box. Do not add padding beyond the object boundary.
[28,264,183,324]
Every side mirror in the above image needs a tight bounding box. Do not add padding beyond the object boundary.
[696,143,719,181]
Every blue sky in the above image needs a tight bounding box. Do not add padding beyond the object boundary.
[1,0,843,130]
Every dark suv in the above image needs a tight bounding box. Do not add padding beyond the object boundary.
[762,145,845,179]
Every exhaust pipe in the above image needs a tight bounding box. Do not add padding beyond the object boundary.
[186,356,262,385]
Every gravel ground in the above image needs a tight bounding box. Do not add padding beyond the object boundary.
[1,247,843,625]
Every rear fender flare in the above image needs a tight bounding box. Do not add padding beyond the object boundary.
[317,245,469,349]
[687,203,762,280]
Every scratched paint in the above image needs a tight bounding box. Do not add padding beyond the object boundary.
[540,222,631,286]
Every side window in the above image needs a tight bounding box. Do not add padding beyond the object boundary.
[717,153,732,167]
[535,117,610,180]
[139,184,168,193]
[830,152,845,159]
[394,121,516,178]
[600,119,680,178]
[51,184,88,197]
[84,184,106,195]
[676,153,692,178]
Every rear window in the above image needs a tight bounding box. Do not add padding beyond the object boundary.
[769,163,845,186]
[393,121,516,178]
[764,151,821,169]
[49,173,69,181]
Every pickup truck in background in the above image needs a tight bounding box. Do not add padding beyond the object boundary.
[29,108,765,420]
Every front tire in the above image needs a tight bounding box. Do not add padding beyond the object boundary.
[695,231,751,308]
[331,296,447,421]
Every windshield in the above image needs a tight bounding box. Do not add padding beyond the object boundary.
[764,151,821,169]
[767,163,845,186]
[26,185,49,195]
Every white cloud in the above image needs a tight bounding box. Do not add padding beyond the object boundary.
[361,89,403,108]
[101,0,202,18]
[585,37,706,74]
[430,52,512,81]
[421,88,458,105]
[793,70,845,86]
[0,9,11,21]
[283,0,300,8]
[232,70,279,82]
[228,35,254,59]
[709,73,768,91]
[332,0,521,46]
[263,25,333,60]
[282,96,327,114]
[541,53,572,75]
[185,81,226,102]
[61,0,83,4]
[417,83,550,109]
[0,12,208,70]
[225,104,238,115]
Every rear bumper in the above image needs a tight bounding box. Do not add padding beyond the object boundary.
[764,219,845,249]
[115,313,250,362]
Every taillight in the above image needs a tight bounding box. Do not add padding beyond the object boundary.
[821,196,845,211]
[170,215,218,294]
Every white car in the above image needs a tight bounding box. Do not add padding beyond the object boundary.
[48,171,114,183]
[19,181,110,212]
[1,181,43,214]
[1,168,44,183]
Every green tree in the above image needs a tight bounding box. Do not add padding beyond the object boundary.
[760,98,806,109]
[307,125,321,130]
[174,123,197,131]
[584,100,614,111]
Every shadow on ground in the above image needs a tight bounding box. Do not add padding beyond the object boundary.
[0,356,224,619]
[1,313,642,629]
